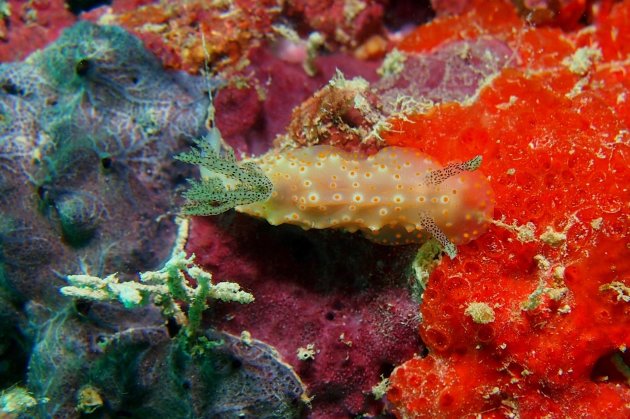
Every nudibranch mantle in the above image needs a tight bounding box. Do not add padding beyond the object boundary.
[237,145,494,258]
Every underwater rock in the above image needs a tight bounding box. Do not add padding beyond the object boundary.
[25,297,306,418]
[214,47,381,155]
[25,301,170,418]
[195,329,307,418]
[275,37,512,155]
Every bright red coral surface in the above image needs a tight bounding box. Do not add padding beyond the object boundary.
[384,0,630,417]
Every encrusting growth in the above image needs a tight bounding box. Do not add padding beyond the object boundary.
[61,251,254,334]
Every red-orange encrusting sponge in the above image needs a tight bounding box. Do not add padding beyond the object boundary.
[384,0,630,417]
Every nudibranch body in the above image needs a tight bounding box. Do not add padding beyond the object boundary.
[237,145,494,258]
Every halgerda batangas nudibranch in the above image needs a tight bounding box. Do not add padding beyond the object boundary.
[236,146,494,258]
[177,139,494,258]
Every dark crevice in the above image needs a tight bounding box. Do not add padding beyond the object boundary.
[66,0,112,15]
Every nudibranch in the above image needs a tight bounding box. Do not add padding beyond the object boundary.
[237,145,494,258]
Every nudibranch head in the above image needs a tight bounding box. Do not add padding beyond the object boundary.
[237,145,494,257]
